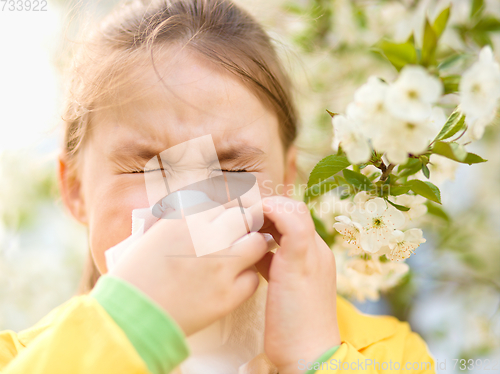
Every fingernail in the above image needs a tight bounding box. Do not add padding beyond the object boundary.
[263,233,279,252]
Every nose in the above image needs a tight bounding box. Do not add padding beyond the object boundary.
[166,168,218,193]
[152,189,215,219]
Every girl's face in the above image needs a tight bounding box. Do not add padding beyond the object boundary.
[59,46,296,274]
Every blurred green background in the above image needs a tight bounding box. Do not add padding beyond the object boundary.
[0,1,499,372]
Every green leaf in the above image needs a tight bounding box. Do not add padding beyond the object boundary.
[405,179,442,204]
[373,39,417,71]
[470,0,484,20]
[389,185,411,196]
[474,16,500,32]
[336,144,344,156]
[433,6,451,38]
[397,158,422,177]
[307,155,351,189]
[421,18,438,66]
[434,110,465,141]
[422,163,430,179]
[452,143,467,161]
[436,141,467,161]
[471,29,493,47]
[426,201,450,222]
[432,141,487,164]
[342,169,373,191]
[462,152,488,164]
[386,198,411,212]
[438,54,464,71]
[335,175,347,185]
[310,209,334,246]
[441,75,461,94]
[406,33,415,44]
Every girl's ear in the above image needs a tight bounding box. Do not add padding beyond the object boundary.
[283,145,297,196]
[58,154,88,225]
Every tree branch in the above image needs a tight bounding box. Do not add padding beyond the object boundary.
[380,163,395,182]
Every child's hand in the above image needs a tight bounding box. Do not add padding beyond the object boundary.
[108,203,270,337]
[258,196,341,374]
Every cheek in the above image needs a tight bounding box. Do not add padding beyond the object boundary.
[86,176,149,274]
[256,174,279,198]
[255,163,286,198]
[255,151,286,198]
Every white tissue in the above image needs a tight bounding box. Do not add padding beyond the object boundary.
[152,189,213,218]
[104,206,156,271]
[105,190,218,269]
[104,189,279,374]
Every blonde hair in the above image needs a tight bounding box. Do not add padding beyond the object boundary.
[61,0,299,293]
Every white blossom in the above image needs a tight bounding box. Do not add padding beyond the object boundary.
[465,106,497,141]
[371,106,443,164]
[332,244,410,302]
[331,114,371,164]
[427,106,447,133]
[346,257,383,275]
[390,194,428,222]
[386,228,426,261]
[460,46,500,136]
[385,65,443,123]
[346,76,390,128]
[342,72,443,165]
[376,261,410,291]
[350,197,406,253]
[312,193,354,229]
[338,269,381,302]
[343,260,410,301]
[353,191,373,207]
[333,216,364,253]
[360,165,381,180]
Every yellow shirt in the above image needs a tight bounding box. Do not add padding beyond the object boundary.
[0,275,436,373]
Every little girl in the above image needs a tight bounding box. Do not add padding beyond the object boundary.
[0,0,435,373]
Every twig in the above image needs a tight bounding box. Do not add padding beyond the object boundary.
[380,163,395,182]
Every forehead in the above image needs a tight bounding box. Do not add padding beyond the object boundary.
[88,45,280,154]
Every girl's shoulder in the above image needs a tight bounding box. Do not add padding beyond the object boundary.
[16,295,89,345]
[334,295,435,373]
[15,292,424,357]
[336,294,414,350]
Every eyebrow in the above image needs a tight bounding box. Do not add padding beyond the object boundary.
[109,141,266,165]
[216,144,266,164]
[109,143,164,163]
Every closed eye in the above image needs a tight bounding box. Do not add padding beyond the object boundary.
[215,168,248,173]
[129,168,247,174]
[130,168,165,173]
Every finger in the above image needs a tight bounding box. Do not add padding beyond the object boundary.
[211,201,263,238]
[258,215,282,244]
[261,196,315,258]
[230,267,260,308]
[221,232,269,277]
[182,203,248,255]
[212,205,251,234]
